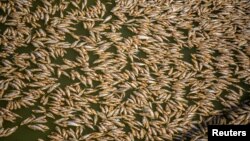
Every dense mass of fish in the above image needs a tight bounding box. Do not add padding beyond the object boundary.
[0,0,250,140]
